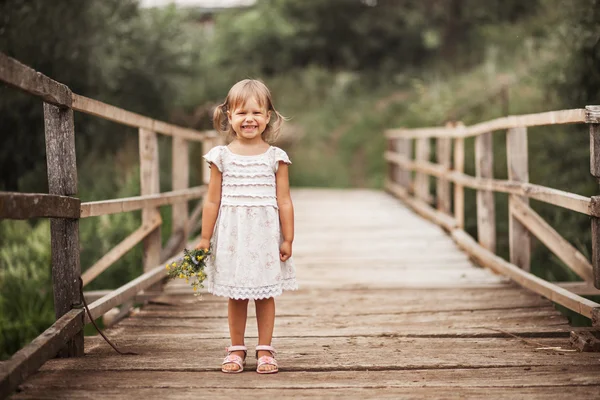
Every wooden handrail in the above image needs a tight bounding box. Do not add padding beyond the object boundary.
[385,108,587,139]
[0,52,219,381]
[385,105,600,320]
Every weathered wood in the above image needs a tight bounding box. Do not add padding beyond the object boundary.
[385,152,593,216]
[414,137,431,203]
[18,366,600,392]
[0,192,80,219]
[569,331,600,352]
[591,121,600,289]
[395,138,412,190]
[386,138,398,184]
[385,108,587,139]
[586,105,600,124]
[81,217,162,286]
[170,136,189,256]
[475,131,496,252]
[0,309,83,398]
[507,126,531,270]
[0,52,71,107]
[71,95,209,142]
[79,186,206,218]
[43,102,83,358]
[436,133,452,214]
[453,134,465,229]
[139,128,161,277]
[510,197,594,282]
[451,229,600,319]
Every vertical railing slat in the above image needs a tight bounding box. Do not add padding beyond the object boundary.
[415,138,431,203]
[475,131,496,252]
[588,105,600,289]
[43,102,84,357]
[436,133,452,214]
[507,127,531,270]
[453,132,465,229]
[171,136,189,254]
[139,128,161,282]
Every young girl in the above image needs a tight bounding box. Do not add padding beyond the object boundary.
[196,79,297,374]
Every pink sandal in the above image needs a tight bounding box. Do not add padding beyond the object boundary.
[255,345,278,374]
[222,345,247,373]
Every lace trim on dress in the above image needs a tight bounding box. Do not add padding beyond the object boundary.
[220,203,279,209]
[208,279,299,300]
[228,159,271,167]
[222,182,275,187]
[223,173,273,178]
[222,194,275,199]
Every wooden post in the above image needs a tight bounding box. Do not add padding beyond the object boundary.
[507,127,531,271]
[397,138,413,191]
[588,105,600,289]
[415,138,431,203]
[475,131,496,253]
[387,138,399,184]
[139,128,161,281]
[437,127,452,214]
[43,102,84,357]
[453,124,465,229]
[171,136,189,253]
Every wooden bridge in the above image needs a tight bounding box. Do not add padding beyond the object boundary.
[1,53,600,399]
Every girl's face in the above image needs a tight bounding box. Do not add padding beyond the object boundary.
[228,97,271,142]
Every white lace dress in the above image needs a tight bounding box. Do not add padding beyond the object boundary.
[202,145,298,300]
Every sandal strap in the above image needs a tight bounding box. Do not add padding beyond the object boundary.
[257,355,278,368]
[226,345,248,353]
[255,345,276,354]
[222,354,244,368]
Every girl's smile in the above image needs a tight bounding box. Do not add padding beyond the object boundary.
[228,97,271,142]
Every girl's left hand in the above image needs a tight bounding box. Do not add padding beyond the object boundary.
[280,241,292,262]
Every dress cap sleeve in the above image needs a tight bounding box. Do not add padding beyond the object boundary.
[203,146,224,172]
[272,147,292,173]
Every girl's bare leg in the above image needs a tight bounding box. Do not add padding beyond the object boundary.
[255,297,276,372]
[225,298,249,371]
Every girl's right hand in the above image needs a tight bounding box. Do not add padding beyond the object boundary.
[196,238,210,251]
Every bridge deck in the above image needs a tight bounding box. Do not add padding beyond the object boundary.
[13,189,600,399]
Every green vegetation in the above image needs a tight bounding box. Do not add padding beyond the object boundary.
[1,0,598,359]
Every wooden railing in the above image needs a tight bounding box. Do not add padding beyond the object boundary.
[384,107,600,325]
[0,53,222,396]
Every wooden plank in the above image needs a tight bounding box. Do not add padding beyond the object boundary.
[71,95,210,142]
[0,192,80,219]
[587,105,600,124]
[507,126,531,270]
[12,386,600,400]
[591,121,600,289]
[79,186,206,218]
[18,366,600,391]
[397,138,412,190]
[81,218,162,286]
[385,109,587,139]
[170,136,189,256]
[510,197,594,282]
[451,229,600,319]
[386,180,457,231]
[414,137,431,203]
[385,153,593,216]
[386,138,398,184]
[436,135,452,213]
[475,131,496,252]
[43,102,83,358]
[41,337,600,371]
[0,52,71,107]
[0,309,83,398]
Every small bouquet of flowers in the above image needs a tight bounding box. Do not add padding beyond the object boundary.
[165,248,210,295]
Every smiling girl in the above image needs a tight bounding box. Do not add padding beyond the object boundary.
[197,79,297,374]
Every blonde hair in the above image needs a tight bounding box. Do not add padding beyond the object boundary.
[213,79,286,144]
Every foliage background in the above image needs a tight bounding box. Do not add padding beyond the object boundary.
[1,0,599,358]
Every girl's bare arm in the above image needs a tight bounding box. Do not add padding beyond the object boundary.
[276,162,294,261]
[196,165,222,249]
